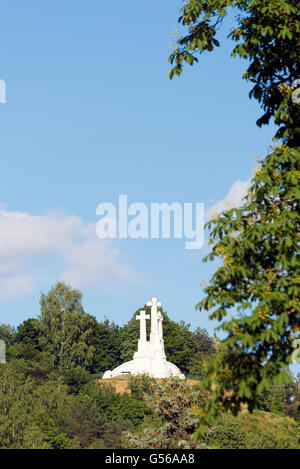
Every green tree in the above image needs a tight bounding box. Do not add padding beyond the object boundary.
[7,343,41,363]
[88,318,122,373]
[119,308,143,362]
[0,361,96,448]
[208,412,300,449]
[62,365,91,394]
[257,372,300,420]
[125,378,205,449]
[0,324,16,345]
[0,362,32,448]
[56,394,104,448]
[22,423,52,449]
[166,322,214,375]
[15,318,40,347]
[169,0,300,426]
[128,374,157,401]
[195,144,300,421]
[38,281,96,370]
[169,0,300,145]
[8,319,43,365]
[188,327,215,375]
[85,381,150,428]
[32,411,75,449]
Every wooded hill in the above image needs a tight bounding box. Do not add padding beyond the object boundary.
[0,281,299,449]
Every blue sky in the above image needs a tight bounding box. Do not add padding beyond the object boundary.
[0,0,278,335]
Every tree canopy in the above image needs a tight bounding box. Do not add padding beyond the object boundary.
[198,145,300,419]
[0,281,299,449]
[38,281,96,370]
[169,0,300,427]
[169,0,300,145]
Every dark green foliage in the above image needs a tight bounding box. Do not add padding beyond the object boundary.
[106,392,150,427]
[38,281,96,370]
[169,0,300,145]
[128,374,157,400]
[169,0,300,429]
[55,394,105,448]
[32,412,74,449]
[125,378,205,449]
[62,366,91,395]
[164,320,201,374]
[126,377,300,449]
[88,318,122,373]
[15,318,40,347]
[84,381,150,428]
[2,282,299,448]
[119,308,142,362]
[197,146,300,420]
[208,414,247,449]
[0,361,107,449]
[164,321,212,374]
[7,343,41,362]
[0,284,171,449]
[257,373,300,420]
[208,412,300,449]
[0,324,16,345]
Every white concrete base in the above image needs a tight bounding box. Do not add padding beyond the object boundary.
[102,358,184,380]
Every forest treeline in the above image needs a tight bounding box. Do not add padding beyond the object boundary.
[0,281,299,449]
[1,281,214,377]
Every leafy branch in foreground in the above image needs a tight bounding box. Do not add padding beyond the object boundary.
[196,145,300,427]
[125,378,206,449]
[169,0,300,434]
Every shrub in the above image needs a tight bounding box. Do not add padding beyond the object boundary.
[208,412,300,449]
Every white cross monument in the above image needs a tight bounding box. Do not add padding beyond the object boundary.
[102,297,185,379]
[136,310,150,344]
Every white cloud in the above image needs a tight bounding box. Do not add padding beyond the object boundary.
[0,209,81,260]
[61,236,131,288]
[0,207,132,300]
[207,178,251,219]
[0,274,34,300]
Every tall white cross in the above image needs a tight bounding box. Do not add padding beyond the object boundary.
[136,310,150,342]
[147,297,161,337]
[147,297,161,309]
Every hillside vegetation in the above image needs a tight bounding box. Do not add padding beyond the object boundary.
[0,282,299,449]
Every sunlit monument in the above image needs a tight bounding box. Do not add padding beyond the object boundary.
[102,298,185,379]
